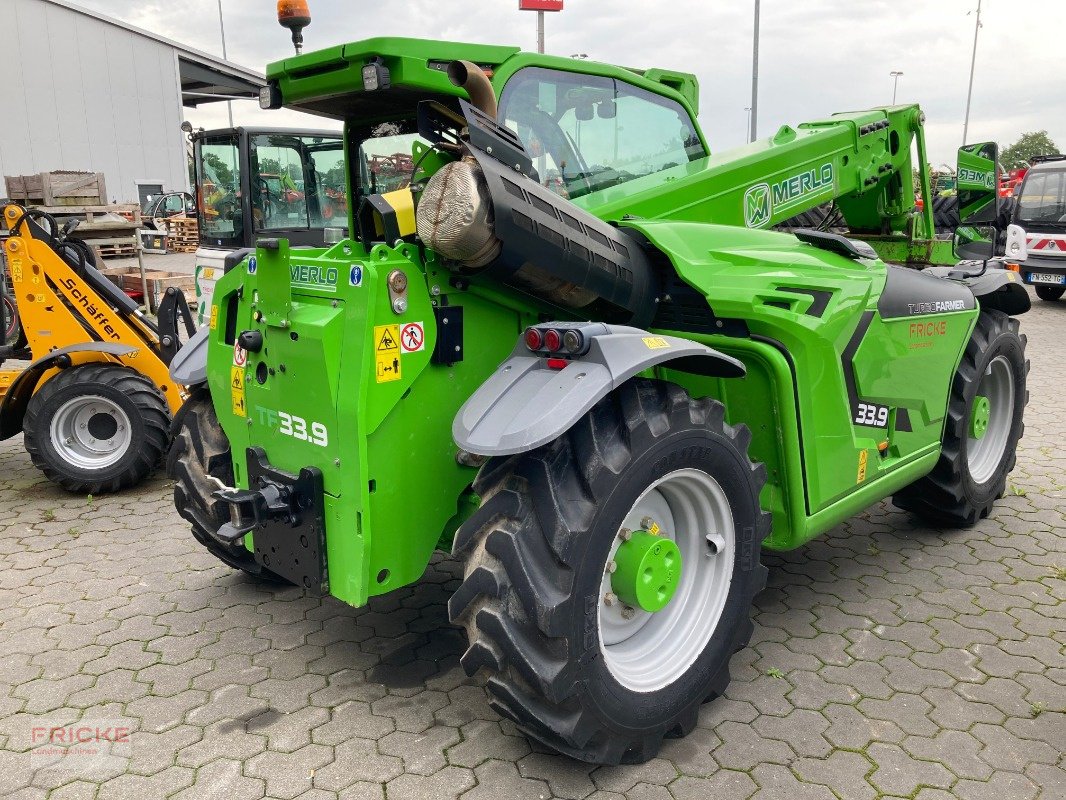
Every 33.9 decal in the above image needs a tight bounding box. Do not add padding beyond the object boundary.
[278,411,329,447]
[853,402,889,428]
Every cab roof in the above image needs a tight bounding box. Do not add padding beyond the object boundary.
[265,36,701,124]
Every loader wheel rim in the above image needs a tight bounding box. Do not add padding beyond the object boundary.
[598,468,735,692]
[49,395,133,470]
[968,356,1014,484]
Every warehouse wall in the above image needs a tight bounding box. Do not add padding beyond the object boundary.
[0,0,188,203]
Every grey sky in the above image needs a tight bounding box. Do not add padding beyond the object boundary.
[73,0,1063,167]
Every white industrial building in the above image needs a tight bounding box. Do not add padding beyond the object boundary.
[0,0,265,204]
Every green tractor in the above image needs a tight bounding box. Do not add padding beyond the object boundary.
[167,31,1031,764]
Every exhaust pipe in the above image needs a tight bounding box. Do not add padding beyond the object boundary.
[447,60,497,120]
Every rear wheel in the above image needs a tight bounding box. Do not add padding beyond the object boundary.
[23,364,170,493]
[449,379,769,764]
[1035,285,1064,302]
[894,310,1027,525]
[167,390,287,581]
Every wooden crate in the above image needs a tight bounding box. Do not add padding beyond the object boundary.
[5,171,107,206]
[98,266,195,308]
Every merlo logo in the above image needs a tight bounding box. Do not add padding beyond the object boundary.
[744,183,772,228]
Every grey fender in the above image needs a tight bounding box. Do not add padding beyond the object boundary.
[453,324,745,456]
[169,326,210,386]
[923,264,1031,316]
[0,342,137,439]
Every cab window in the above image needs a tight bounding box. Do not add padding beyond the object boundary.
[499,67,704,199]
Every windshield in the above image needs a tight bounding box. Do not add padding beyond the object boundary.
[250,134,345,231]
[499,67,705,200]
[356,121,428,197]
[1017,169,1066,225]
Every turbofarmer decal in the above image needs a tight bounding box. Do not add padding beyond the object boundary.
[744,163,835,227]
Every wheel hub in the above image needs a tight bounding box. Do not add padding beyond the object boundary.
[970,395,990,439]
[611,530,682,613]
[49,395,133,470]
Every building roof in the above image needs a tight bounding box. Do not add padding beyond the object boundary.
[41,0,266,106]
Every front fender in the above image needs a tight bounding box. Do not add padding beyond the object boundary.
[169,326,210,386]
[453,324,744,456]
[923,264,1031,316]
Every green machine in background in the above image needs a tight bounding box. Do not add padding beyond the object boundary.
[167,24,1031,765]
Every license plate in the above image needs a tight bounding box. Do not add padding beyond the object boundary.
[1028,273,1065,285]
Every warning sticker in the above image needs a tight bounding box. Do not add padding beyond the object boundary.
[643,337,670,350]
[856,450,868,484]
[233,343,248,367]
[374,324,402,383]
[209,305,219,330]
[400,321,425,353]
[230,366,247,417]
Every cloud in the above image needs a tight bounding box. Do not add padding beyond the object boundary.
[71,0,1064,165]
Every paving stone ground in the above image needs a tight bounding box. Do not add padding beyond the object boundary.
[1,290,1063,799]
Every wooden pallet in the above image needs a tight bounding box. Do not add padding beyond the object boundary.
[165,216,198,252]
[94,244,137,259]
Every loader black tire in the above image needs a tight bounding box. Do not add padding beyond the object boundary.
[449,378,770,764]
[167,390,288,582]
[894,311,1027,526]
[1035,285,1064,302]
[23,364,170,494]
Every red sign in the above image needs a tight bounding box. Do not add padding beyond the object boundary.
[520,0,564,10]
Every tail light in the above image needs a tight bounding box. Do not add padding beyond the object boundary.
[524,327,543,351]
[543,328,562,352]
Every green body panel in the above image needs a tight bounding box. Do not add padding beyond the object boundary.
[198,36,982,609]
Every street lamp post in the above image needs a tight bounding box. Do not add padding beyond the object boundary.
[890,70,903,104]
[217,0,233,127]
[744,108,751,142]
[962,0,983,145]
[750,0,760,142]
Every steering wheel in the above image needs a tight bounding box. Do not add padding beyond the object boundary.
[522,107,594,197]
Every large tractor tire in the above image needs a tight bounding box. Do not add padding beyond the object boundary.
[23,363,170,493]
[931,194,960,234]
[1035,285,1064,302]
[894,310,1028,525]
[450,379,770,764]
[167,391,287,582]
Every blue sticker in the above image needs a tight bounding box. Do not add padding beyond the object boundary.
[349,264,363,287]
[247,256,258,275]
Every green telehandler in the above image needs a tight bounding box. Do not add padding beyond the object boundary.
[166,26,1031,764]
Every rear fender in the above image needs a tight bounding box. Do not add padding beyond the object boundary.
[0,342,136,439]
[923,265,1031,316]
[169,326,210,387]
[453,323,745,456]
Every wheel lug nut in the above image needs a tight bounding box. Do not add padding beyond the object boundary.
[621,606,636,620]
[618,528,632,542]
[603,592,617,606]
[640,516,656,530]
[606,560,617,574]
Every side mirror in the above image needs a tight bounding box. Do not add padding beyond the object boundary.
[575,103,594,122]
[1004,223,1029,262]
[957,141,1000,225]
[953,225,994,260]
[596,100,617,120]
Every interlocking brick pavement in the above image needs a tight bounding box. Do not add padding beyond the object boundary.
[1,291,1063,799]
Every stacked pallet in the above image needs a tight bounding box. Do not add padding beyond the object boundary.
[166,216,198,253]
[94,242,138,260]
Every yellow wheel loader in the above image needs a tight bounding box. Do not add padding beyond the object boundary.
[0,205,194,492]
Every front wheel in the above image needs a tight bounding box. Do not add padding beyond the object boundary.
[23,364,171,493]
[167,390,288,582]
[894,310,1028,525]
[1035,285,1064,302]
[449,379,770,764]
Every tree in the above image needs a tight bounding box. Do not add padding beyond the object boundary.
[1000,131,1059,170]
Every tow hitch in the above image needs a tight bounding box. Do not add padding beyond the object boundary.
[214,447,328,590]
